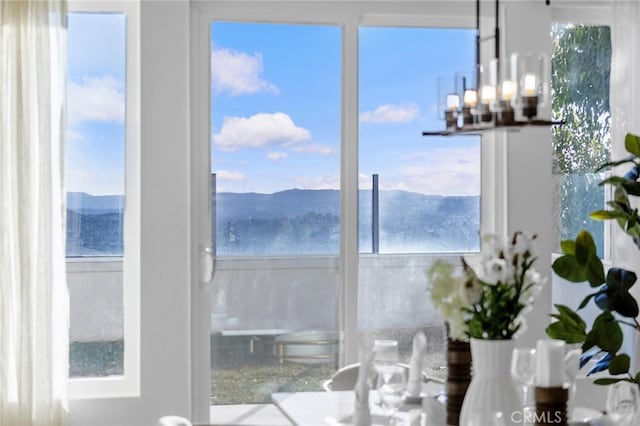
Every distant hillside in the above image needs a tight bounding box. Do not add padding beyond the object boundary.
[64,189,480,256]
[67,192,124,213]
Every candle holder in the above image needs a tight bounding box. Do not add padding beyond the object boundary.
[477,104,493,123]
[522,95,539,119]
[499,100,515,124]
[445,110,459,130]
[534,386,568,426]
[461,106,474,127]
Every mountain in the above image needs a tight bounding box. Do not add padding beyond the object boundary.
[63,189,480,257]
[67,192,124,213]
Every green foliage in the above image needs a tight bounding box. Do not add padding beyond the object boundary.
[551,24,611,174]
[547,133,640,389]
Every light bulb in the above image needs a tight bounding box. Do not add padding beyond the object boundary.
[446,94,460,111]
[463,89,478,108]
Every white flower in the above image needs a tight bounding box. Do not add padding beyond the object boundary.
[511,231,536,258]
[462,275,483,305]
[481,233,506,265]
[482,257,510,284]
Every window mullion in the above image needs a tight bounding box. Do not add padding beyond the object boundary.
[340,19,360,366]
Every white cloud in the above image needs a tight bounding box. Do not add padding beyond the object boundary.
[267,151,288,161]
[215,170,246,182]
[359,103,419,124]
[294,175,339,190]
[212,47,279,96]
[67,76,125,124]
[291,144,334,155]
[393,147,480,195]
[213,112,311,151]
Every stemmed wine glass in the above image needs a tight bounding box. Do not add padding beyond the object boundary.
[376,364,407,425]
[373,339,400,373]
[606,380,640,426]
[510,348,537,409]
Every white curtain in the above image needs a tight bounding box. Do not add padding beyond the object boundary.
[610,0,640,373]
[0,1,69,425]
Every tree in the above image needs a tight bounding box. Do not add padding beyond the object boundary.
[551,24,611,174]
[551,24,612,253]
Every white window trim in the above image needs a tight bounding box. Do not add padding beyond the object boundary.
[550,2,618,411]
[67,0,141,399]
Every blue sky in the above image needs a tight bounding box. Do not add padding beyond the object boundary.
[211,22,480,195]
[66,13,126,196]
[66,17,480,197]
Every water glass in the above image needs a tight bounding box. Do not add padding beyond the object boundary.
[510,348,536,408]
[606,381,640,426]
[377,365,407,425]
[373,339,399,374]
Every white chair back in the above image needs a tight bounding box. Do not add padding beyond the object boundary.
[157,415,192,426]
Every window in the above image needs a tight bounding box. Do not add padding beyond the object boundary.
[66,11,126,377]
[357,26,479,380]
[358,26,480,255]
[551,23,611,258]
[210,22,341,405]
[66,4,139,398]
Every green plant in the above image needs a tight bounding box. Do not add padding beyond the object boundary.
[548,133,640,388]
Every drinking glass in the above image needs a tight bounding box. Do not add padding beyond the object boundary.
[510,348,536,408]
[377,364,407,425]
[373,339,399,374]
[606,381,640,426]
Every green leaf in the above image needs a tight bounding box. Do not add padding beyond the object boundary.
[595,155,636,172]
[623,181,640,196]
[609,354,631,375]
[575,230,597,265]
[588,312,623,353]
[599,176,628,187]
[578,292,598,310]
[594,378,629,385]
[555,304,587,330]
[552,256,587,282]
[545,304,587,344]
[560,240,576,255]
[545,321,586,344]
[590,210,627,220]
[586,254,606,287]
[625,133,640,157]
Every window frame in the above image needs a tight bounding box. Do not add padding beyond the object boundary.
[193,0,481,373]
[66,0,141,399]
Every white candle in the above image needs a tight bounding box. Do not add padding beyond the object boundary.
[463,89,478,108]
[501,80,516,102]
[480,85,496,105]
[536,339,565,387]
[523,73,538,97]
[446,94,460,111]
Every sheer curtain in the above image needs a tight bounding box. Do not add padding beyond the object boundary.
[0,1,69,425]
[610,0,640,373]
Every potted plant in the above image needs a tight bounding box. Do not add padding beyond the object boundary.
[547,133,640,413]
[428,231,546,426]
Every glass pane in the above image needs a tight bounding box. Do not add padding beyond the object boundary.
[210,22,341,405]
[66,12,126,377]
[357,26,479,382]
[358,27,480,254]
[551,24,611,257]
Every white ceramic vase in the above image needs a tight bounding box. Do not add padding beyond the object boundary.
[459,338,521,426]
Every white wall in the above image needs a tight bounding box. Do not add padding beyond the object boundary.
[70,1,193,424]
